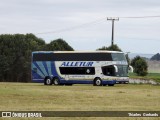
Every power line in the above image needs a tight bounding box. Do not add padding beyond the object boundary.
[119,15,160,19]
[36,17,106,35]
[36,15,160,35]
[118,37,160,41]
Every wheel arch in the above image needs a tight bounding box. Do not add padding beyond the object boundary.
[52,76,59,80]
[94,77,102,81]
[44,76,52,80]
[93,77,102,86]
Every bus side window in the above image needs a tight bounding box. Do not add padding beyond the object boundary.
[59,67,95,75]
[85,68,95,75]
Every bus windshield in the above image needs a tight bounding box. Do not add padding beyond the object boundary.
[116,65,128,77]
[111,53,126,61]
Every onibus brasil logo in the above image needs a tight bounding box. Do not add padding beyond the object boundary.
[2,112,42,118]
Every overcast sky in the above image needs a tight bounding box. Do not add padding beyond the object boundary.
[0,0,160,54]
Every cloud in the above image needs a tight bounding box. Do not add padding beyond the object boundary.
[0,0,160,53]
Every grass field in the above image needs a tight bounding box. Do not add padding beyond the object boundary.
[129,73,160,83]
[0,83,160,120]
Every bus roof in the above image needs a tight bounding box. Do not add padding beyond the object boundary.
[32,50,123,54]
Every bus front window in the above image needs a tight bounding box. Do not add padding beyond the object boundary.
[116,65,128,77]
[111,53,126,61]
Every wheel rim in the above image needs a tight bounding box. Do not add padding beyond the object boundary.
[96,79,101,86]
[46,79,51,84]
[54,78,59,85]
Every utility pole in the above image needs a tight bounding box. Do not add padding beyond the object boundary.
[107,17,119,46]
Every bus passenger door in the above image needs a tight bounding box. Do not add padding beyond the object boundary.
[95,67,104,79]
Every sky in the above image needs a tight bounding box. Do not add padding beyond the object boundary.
[0,0,160,54]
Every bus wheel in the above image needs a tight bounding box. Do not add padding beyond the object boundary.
[53,77,60,85]
[44,78,52,85]
[94,78,102,86]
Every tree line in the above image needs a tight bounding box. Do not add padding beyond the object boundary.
[0,34,73,82]
[0,34,148,83]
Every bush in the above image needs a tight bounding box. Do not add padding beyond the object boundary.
[131,56,148,76]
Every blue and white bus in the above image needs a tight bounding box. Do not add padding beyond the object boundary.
[31,51,129,86]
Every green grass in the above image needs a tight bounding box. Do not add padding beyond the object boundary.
[129,73,160,83]
[0,83,160,120]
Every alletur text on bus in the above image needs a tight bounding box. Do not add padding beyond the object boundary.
[61,62,94,67]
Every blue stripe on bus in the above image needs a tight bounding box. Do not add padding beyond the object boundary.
[32,63,45,78]
[51,62,59,77]
[46,61,52,75]
[33,62,45,77]
[32,70,43,79]
[32,79,44,83]
[59,79,116,85]
[42,61,49,76]
[32,78,116,85]
[36,62,48,76]
[32,61,59,82]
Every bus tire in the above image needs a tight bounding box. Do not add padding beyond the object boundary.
[44,77,52,85]
[53,77,60,85]
[93,78,102,86]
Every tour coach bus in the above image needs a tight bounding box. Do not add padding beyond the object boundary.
[31,51,129,86]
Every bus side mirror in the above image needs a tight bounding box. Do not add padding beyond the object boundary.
[114,65,118,73]
[128,65,133,72]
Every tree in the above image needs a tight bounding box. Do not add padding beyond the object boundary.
[0,34,46,82]
[45,38,74,51]
[150,53,160,61]
[98,44,122,51]
[0,34,74,82]
[125,53,130,65]
[131,56,148,76]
